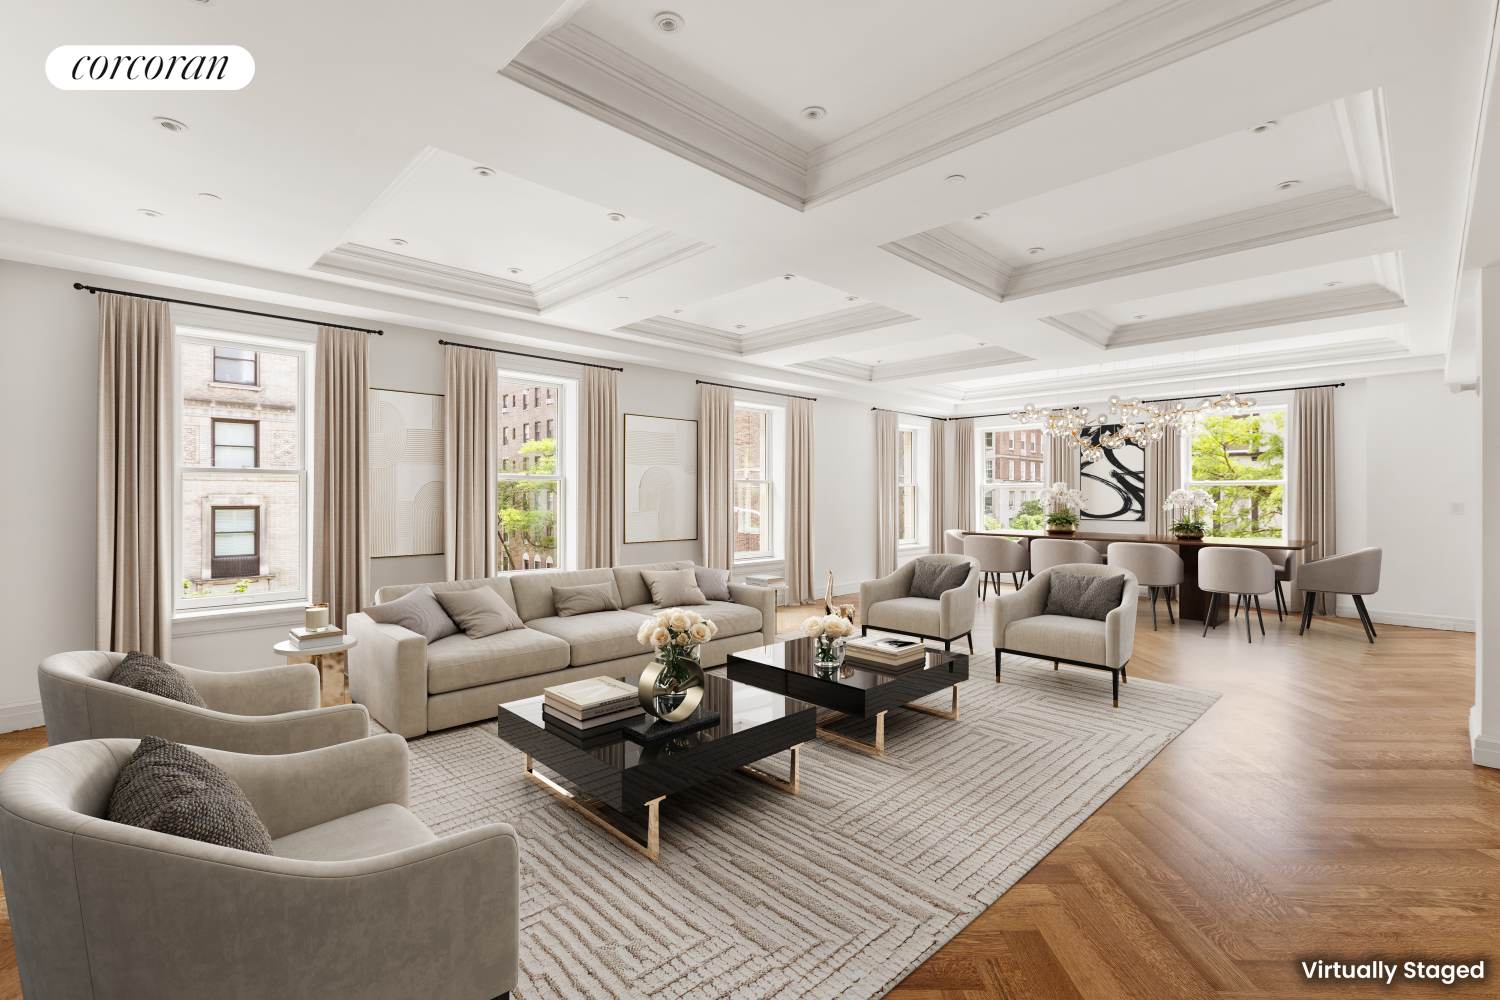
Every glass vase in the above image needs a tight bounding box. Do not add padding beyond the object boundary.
[814,635,846,676]
[637,644,704,722]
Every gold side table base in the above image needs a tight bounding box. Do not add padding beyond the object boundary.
[524,755,664,860]
[286,650,349,707]
[817,710,886,756]
[903,683,960,721]
[737,744,803,795]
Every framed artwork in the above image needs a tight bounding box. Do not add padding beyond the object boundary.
[369,388,445,556]
[624,413,698,543]
[1079,423,1145,521]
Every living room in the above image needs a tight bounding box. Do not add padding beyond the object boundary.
[4,1,1500,997]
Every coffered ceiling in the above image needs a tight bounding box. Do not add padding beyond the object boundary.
[1,0,1493,414]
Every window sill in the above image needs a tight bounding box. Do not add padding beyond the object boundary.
[208,382,263,391]
[173,600,307,637]
[733,555,782,567]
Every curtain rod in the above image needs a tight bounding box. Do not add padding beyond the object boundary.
[697,379,816,401]
[73,283,383,334]
[954,381,1348,423]
[438,339,623,371]
[871,407,948,420]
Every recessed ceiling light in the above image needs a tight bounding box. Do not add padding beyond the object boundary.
[654,11,683,32]
[944,174,966,186]
[1324,281,1342,287]
[153,117,188,132]
[673,309,683,314]
[734,324,746,329]
[845,295,858,302]
[197,192,221,201]
[1134,314,1147,320]
[617,295,630,301]
[782,274,795,280]
[1250,121,1278,133]
[136,208,162,217]
[1026,247,1045,255]
[972,212,989,221]
[1277,179,1301,190]
[507,267,522,275]
[389,238,407,246]
[472,165,495,177]
[801,106,826,121]
[607,212,626,222]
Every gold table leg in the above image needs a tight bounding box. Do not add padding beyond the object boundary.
[738,743,803,795]
[287,650,349,707]
[904,682,961,722]
[817,710,886,756]
[524,754,664,860]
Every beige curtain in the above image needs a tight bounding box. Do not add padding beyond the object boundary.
[1289,386,1337,615]
[785,397,815,604]
[953,418,976,531]
[444,344,498,581]
[1045,433,1080,490]
[314,327,369,628]
[96,293,173,658]
[699,384,734,571]
[929,417,948,546]
[875,409,899,577]
[580,367,621,569]
[1144,424,1182,535]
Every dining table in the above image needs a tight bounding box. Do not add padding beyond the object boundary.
[963,529,1317,623]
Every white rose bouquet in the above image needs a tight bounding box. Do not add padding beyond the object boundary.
[637,607,718,669]
[805,613,857,664]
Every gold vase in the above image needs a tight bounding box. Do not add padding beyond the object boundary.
[637,646,705,722]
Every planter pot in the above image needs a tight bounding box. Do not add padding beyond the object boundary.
[637,646,704,722]
[1045,527,1077,535]
[1172,531,1204,540]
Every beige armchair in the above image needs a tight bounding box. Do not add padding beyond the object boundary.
[859,554,980,651]
[1295,546,1384,642]
[992,563,1139,706]
[0,735,519,1000]
[39,651,369,755]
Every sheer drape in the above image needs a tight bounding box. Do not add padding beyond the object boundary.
[1289,386,1337,615]
[1144,424,1182,535]
[699,384,734,571]
[929,417,948,548]
[953,418,976,532]
[96,293,173,657]
[875,409,899,577]
[314,327,369,628]
[444,344,498,581]
[785,397,815,604]
[580,367,621,569]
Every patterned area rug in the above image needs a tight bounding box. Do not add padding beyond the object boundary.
[389,650,1218,1000]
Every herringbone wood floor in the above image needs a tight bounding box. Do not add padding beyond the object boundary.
[0,601,1489,999]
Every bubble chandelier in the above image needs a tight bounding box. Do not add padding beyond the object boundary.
[1008,391,1256,463]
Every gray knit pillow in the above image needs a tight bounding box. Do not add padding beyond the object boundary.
[676,561,732,602]
[1046,571,1126,621]
[109,651,207,708]
[107,736,273,854]
[363,584,460,643]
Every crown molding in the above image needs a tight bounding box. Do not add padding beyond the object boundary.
[501,0,1332,210]
[792,345,1032,383]
[310,228,710,315]
[878,229,1013,302]
[1042,282,1407,349]
[616,302,916,356]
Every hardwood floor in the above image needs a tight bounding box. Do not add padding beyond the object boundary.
[1,601,1490,999]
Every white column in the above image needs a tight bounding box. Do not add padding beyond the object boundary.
[1474,265,1500,767]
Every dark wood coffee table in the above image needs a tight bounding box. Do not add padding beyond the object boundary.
[726,637,968,756]
[496,671,815,860]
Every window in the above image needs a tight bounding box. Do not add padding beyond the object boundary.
[212,419,258,468]
[733,407,773,558]
[985,431,994,449]
[212,347,257,385]
[178,334,308,607]
[522,423,530,443]
[897,428,917,542]
[1184,407,1286,538]
[497,374,567,572]
[985,459,994,482]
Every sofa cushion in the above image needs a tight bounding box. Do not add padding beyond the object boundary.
[109,651,208,708]
[375,576,520,613]
[1004,614,1108,666]
[640,568,707,608]
[909,560,969,599]
[363,584,460,643]
[434,585,526,638]
[675,561,732,602]
[425,627,572,695]
[627,601,762,640]
[510,568,616,621]
[107,736,273,854]
[613,562,689,609]
[525,610,654,667]
[272,802,436,862]
[865,596,941,634]
[552,581,623,617]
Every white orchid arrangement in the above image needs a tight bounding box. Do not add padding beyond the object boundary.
[804,613,857,663]
[1038,481,1087,528]
[1163,487,1212,533]
[636,607,718,663]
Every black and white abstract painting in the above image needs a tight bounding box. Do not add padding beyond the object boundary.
[1079,423,1145,521]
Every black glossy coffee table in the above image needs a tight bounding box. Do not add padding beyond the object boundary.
[726,637,968,756]
[497,671,815,860]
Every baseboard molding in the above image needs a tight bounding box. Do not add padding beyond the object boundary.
[1473,732,1500,770]
[0,700,44,735]
[1334,603,1475,633]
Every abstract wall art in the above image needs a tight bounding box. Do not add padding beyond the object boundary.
[1079,423,1145,521]
[624,413,698,543]
[370,388,445,556]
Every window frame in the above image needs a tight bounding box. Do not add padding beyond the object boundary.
[212,347,259,387]
[732,402,777,562]
[896,422,928,549]
[209,504,261,580]
[1181,405,1289,539]
[496,367,577,573]
[211,417,260,468]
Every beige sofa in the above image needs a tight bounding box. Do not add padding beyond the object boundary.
[347,562,776,737]
[38,651,369,754]
[0,735,518,1000]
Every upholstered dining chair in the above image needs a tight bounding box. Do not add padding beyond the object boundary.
[1295,546,1384,642]
[39,651,369,754]
[0,735,519,1000]
[859,553,980,651]
[1198,548,1275,643]
[943,528,968,554]
[1028,538,1104,576]
[1106,542,1184,630]
[964,534,1030,598]
[1253,547,1294,619]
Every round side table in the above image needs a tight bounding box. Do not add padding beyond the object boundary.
[273,638,357,708]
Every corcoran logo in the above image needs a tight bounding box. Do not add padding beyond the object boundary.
[46,46,254,90]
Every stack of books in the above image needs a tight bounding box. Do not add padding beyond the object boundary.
[542,677,644,733]
[286,625,345,651]
[843,635,928,669]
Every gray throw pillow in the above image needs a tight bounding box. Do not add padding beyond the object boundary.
[909,560,970,600]
[107,736,273,854]
[362,584,461,643]
[553,581,622,617]
[641,568,708,608]
[1045,571,1126,621]
[434,586,524,639]
[676,561,732,602]
[109,651,207,708]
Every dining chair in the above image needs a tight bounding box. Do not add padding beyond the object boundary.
[1198,548,1275,643]
[1252,547,1293,619]
[1106,542,1184,630]
[1294,547,1384,642]
[963,534,1030,599]
[943,528,968,555]
[1028,538,1104,576]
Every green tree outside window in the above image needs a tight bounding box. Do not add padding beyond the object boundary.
[497,438,558,570]
[1189,412,1285,538]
